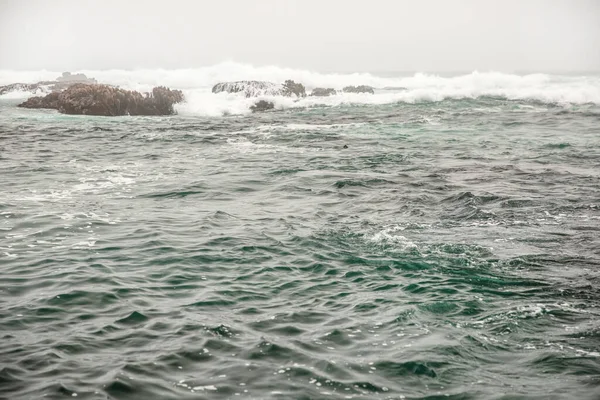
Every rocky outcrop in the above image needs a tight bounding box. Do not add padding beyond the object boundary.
[0,72,97,96]
[18,84,184,116]
[0,82,55,96]
[281,80,306,97]
[17,92,61,109]
[310,88,337,96]
[342,85,375,94]
[212,81,281,97]
[212,80,306,98]
[250,100,275,112]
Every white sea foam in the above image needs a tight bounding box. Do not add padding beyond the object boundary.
[2,62,599,115]
[230,122,365,135]
[192,385,217,391]
[0,89,50,99]
[370,225,418,250]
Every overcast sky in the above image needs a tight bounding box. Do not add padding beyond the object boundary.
[1,0,599,72]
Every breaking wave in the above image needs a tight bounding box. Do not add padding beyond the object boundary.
[1,62,599,116]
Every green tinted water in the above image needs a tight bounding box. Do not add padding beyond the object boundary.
[1,99,599,399]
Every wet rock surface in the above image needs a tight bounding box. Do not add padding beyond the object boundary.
[212,80,306,98]
[250,100,275,112]
[212,81,282,97]
[18,84,184,116]
[281,80,306,97]
[310,87,337,96]
[17,92,61,109]
[342,85,375,94]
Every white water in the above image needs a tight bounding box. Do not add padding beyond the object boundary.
[1,62,599,116]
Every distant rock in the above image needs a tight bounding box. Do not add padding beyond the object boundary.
[250,100,275,112]
[310,88,337,97]
[0,72,98,96]
[18,84,184,116]
[52,72,97,91]
[212,80,306,98]
[342,85,375,94]
[382,86,408,91]
[56,72,96,83]
[0,82,54,96]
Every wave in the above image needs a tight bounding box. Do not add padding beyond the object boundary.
[1,62,599,116]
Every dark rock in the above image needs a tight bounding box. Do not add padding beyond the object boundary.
[343,144,348,149]
[17,92,61,109]
[145,86,185,114]
[281,80,306,97]
[250,100,275,112]
[342,85,375,94]
[18,84,184,116]
[310,88,337,97]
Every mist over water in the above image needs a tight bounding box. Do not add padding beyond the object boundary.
[2,63,600,117]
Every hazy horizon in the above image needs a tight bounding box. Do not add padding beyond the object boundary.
[3,65,600,76]
[1,0,599,73]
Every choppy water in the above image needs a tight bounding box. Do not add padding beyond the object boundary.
[1,71,600,400]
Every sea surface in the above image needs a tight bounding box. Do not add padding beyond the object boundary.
[1,65,600,399]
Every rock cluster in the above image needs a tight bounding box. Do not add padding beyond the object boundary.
[212,80,281,97]
[3,72,380,116]
[18,84,184,116]
[211,80,377,112]
[212,80,306,98]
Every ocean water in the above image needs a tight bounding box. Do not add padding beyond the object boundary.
[1,64,600,400]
